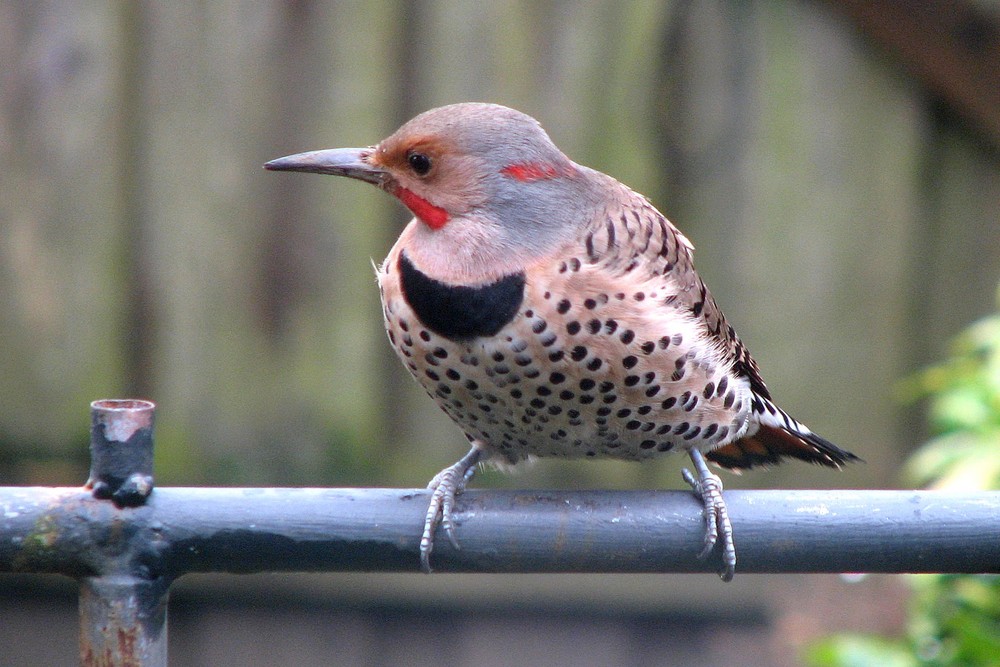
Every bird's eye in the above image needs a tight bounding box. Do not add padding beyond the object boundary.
[407,151,432,176]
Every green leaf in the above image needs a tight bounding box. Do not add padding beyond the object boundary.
[804,635,916,667]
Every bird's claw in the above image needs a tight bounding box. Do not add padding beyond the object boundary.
[420,446,481,573]
[683,449,737,581]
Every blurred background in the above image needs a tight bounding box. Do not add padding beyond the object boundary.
[1,1,998,665]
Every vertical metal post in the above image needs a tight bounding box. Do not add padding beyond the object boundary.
[80,399,165,666]
[80,576,170,667]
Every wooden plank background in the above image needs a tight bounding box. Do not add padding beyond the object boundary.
[3,2,997,492]
[1,2,999,665]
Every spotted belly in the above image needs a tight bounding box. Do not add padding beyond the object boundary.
[380,276,754,465]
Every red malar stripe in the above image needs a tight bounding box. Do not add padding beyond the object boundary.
[395,187,449,229]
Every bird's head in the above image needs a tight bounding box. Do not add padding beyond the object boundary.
[266,103,605,279]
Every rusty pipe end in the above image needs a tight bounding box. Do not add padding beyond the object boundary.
[86,399,156,507]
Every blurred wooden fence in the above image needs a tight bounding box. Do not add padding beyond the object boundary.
[1,1,998,494]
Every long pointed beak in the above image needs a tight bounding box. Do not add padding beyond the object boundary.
[264,147,386,185]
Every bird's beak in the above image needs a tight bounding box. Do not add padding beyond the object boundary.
[264,147,386,186]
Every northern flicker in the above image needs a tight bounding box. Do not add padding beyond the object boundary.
[265,103,860,580]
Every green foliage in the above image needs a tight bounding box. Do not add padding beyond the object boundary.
[900,285,1000,491]
[806,284,1000,667]
[806,634,916,667]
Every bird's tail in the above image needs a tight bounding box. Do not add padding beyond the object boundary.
[705,397,861,471]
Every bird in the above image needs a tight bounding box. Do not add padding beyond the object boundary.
[265,102,860,580]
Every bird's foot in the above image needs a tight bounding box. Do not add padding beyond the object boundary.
[420,445,482,573]
[682,448,736,581]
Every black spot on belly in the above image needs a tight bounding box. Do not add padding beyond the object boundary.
[399,251,525,341]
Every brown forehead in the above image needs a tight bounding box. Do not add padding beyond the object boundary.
[371,133,455,170]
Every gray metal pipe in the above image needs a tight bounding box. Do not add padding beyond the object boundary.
[1,486,998,576]
[86,399,156,507]
[79,575,169,666]
[4,397,999,666]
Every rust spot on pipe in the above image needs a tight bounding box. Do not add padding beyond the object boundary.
[118,627,139,665]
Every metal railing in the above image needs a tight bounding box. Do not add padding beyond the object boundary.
[1,400,998,666]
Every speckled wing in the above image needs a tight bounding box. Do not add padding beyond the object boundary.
[582,185,769,395]
[588,183,859,470]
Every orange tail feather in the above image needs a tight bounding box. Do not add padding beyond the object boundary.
[706,424,861,471]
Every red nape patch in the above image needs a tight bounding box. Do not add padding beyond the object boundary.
[395,187,449,229]
[500,162,575,182]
